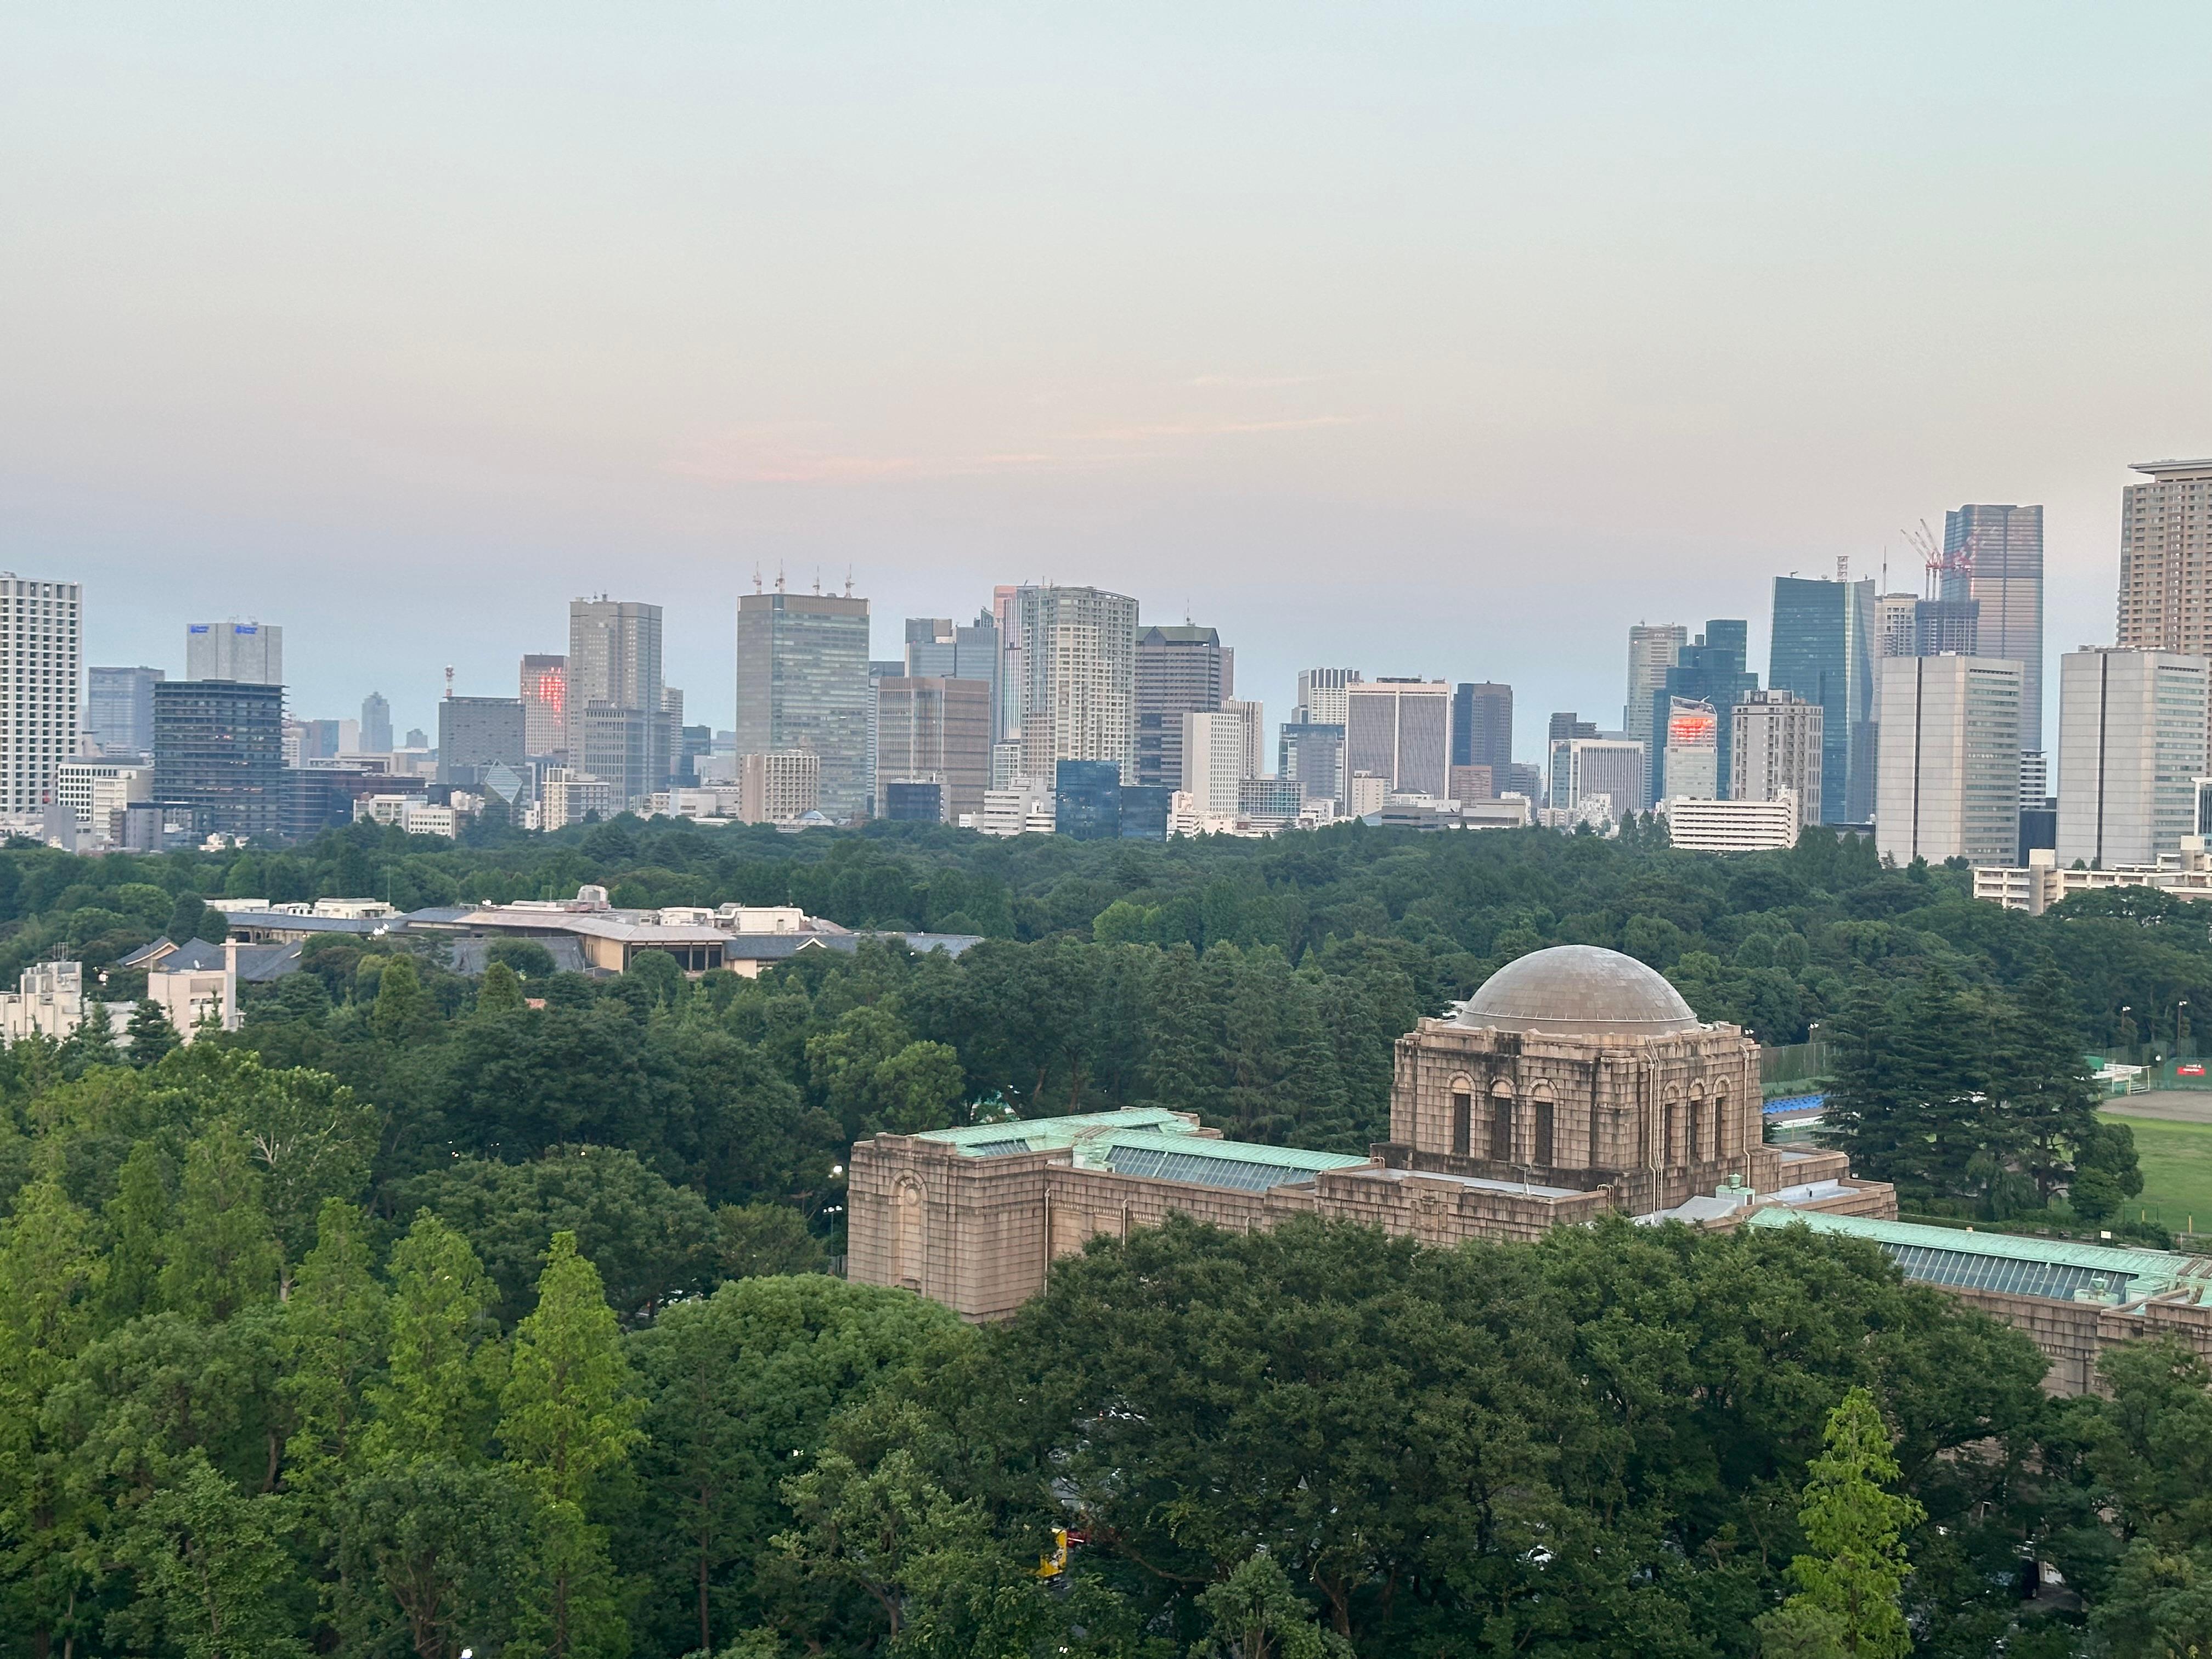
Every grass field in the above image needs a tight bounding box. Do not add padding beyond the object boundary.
[2103,1110,2212,1234]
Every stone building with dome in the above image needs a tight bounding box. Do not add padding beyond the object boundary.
[848,945,1894,1321]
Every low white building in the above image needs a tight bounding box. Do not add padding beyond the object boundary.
[979,783,1054,838]
[0,960,137,1043]
[539,769,616,832]
[53,759,152,839]
[1662,791,1800,853]
[353,794,462,837]
[1974,838,2212,915]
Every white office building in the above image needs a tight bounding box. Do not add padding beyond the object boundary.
[1875,656,2024,867]
[1663,792,1800,853]
[2057,647,2210,868]
[53,759,151,838]
[185,620,282,684]
[0,575,82,819]
[1182,710,1253,819]
[1547,736,1646,823]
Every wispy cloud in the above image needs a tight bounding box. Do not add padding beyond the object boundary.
[1084,414,1358,442]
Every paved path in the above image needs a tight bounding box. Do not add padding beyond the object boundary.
[2104,1091,2212,1125]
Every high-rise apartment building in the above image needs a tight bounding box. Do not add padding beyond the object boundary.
[1294,667,1361,730]
[1624,625,1687,759]
[1452,682,1513,771]
[153,680,284,839]
[185,620,281,684]
[2118,462,2212,654]
[733,586,872,821]
[571,598,668,805]
[1949,503,2044,754]
[2056,647,2210,868]
[738,751,822,825]
[874,676,993,823]
[1652,621,1756,802]
[1731,690,1824,823]
[0,577,82,817]
[1345,680,1450,798]
[87,665,162,757]
[1875,655,2023,868]
[360,691,393,755]
[438,696,529,791]
[520,655,568,758]
[1770,575,1876,823]
[1134,624,1232,792]
[1002,586,1140,783]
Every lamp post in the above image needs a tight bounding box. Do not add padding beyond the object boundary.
[2181,1000,2192,1055]
[2121,1005,2135,1052]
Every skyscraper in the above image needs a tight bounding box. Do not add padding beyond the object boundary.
[359,691,393,754]
[1,577,82,817]
[1134,624,1232,792]
[1660,698,1718,800]
[1732,690,1823,823]
[1875,655,2023,867]
[1948,503,2044,754]
[153,679,284,839]
[1547,737,1646,821]
[904,613,998,686]
[87,665,163,757]
[874,676,992,822]
[1181,710,1251,819]
[519,655,567,759]
[1452,682,1513,771]
[184,620,282,684]
[1278,723,1346,805]
[1769,576,1876,823]
[571,597,668,807]
[1623,624,1687,759]
[733,585,872,821]
[1345,680,1450,798]
[1293,667,1361,727]
[1003,585,1140,782]
[2057,648,2210,868]
[1651,621,1756,802]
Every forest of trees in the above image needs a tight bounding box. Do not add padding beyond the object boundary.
[0,813,2208,1652]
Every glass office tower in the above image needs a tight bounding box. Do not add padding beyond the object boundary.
[1769,577,1876,824]
[734,588,872,821]
[1649,620,1756,801]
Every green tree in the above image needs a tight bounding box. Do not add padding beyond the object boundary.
[101,1138,173,1327]
[2071,1121,2145,1222]
[363,1215,504,1467]
[333,1458,535,1659]
[159,1124,282,1322]
[1190,1549,1350,1659]
[373,953,439,1044]
[113,1451,308,1659]
[1759,1389,1924,1659]
[871,1040,966,1134]
[499,1231,642,1659]
[279,1200,387,1516]
[487,938,558,979]
[127,997,182,1068]
[477,959,528,1015]
[715,1202,830,1279]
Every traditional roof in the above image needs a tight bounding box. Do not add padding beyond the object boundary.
[1456,945,1704,1036]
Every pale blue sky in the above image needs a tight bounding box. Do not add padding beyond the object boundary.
[4,4,2208,757]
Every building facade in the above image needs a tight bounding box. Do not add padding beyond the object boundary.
[0,576,82,819]
[153,680,285,839]
[185,620,281,685]
[2119,461,2212,663]
[1770,577,1876,823]
[1660,698,1718,801]
[359,691,393,755]
[1133,624,1231,792]
[1731,689,1824,822]
[1547,736,1645,821]
[1654,621,1756,803]
[1345,679,1450,798]
[1663,793,1800,853]
[1293,667,1361,730]
[87,665,162,757]
[738,750,821,825]
[1452,682,1513,772]
[874,676,993,822]
[437,696,528,791]
[1623,625,1686,761]
[1875,656,2024,867]
[1181,709,1251,819]
[571,598,668,805]
[1005,586,1140,783]
[2057,647,2210,868]
[733,588,872,821]
[54,759,151,838]
[520,654,568,759]
[1278,721,1346,806]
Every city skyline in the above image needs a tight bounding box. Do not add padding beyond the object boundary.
[7,8,2206,761]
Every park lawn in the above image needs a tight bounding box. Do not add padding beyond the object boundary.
[2103,1110,2212,1234]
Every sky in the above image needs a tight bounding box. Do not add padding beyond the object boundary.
[4,3,2210,762]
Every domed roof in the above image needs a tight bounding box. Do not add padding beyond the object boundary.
[1455,945,1702,1036]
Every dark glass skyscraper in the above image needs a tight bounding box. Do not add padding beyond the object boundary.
[734,588,871,821]
[1452,682,1514,770]
[153,680,285,840]
[1769,577,1876,824]
[88,666,165,755]
[1650,621,1756,801]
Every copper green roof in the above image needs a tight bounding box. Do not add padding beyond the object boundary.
[916,1108,1370,1192]
[1747,1208,2212,1305]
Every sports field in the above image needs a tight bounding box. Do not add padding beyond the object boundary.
[2103,1096,2212,1235]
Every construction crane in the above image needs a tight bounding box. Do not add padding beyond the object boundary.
[1903,518,1976,599]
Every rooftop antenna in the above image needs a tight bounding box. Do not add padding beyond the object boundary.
[1836,555,1849,584]
[844,564,854,597]
[443,665,454,700]
[752,563,764,594]
[775,562,786,594]
[811,565,821,595]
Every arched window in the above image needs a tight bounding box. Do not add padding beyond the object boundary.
[1712,1081,1730,1159]
[1489,1079,1515,1163]
[1531,1080,1556,1166]
[1449,1078,1474,1159]
[1662,1086,1682,1166]
[1687,1084,1706,1163]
